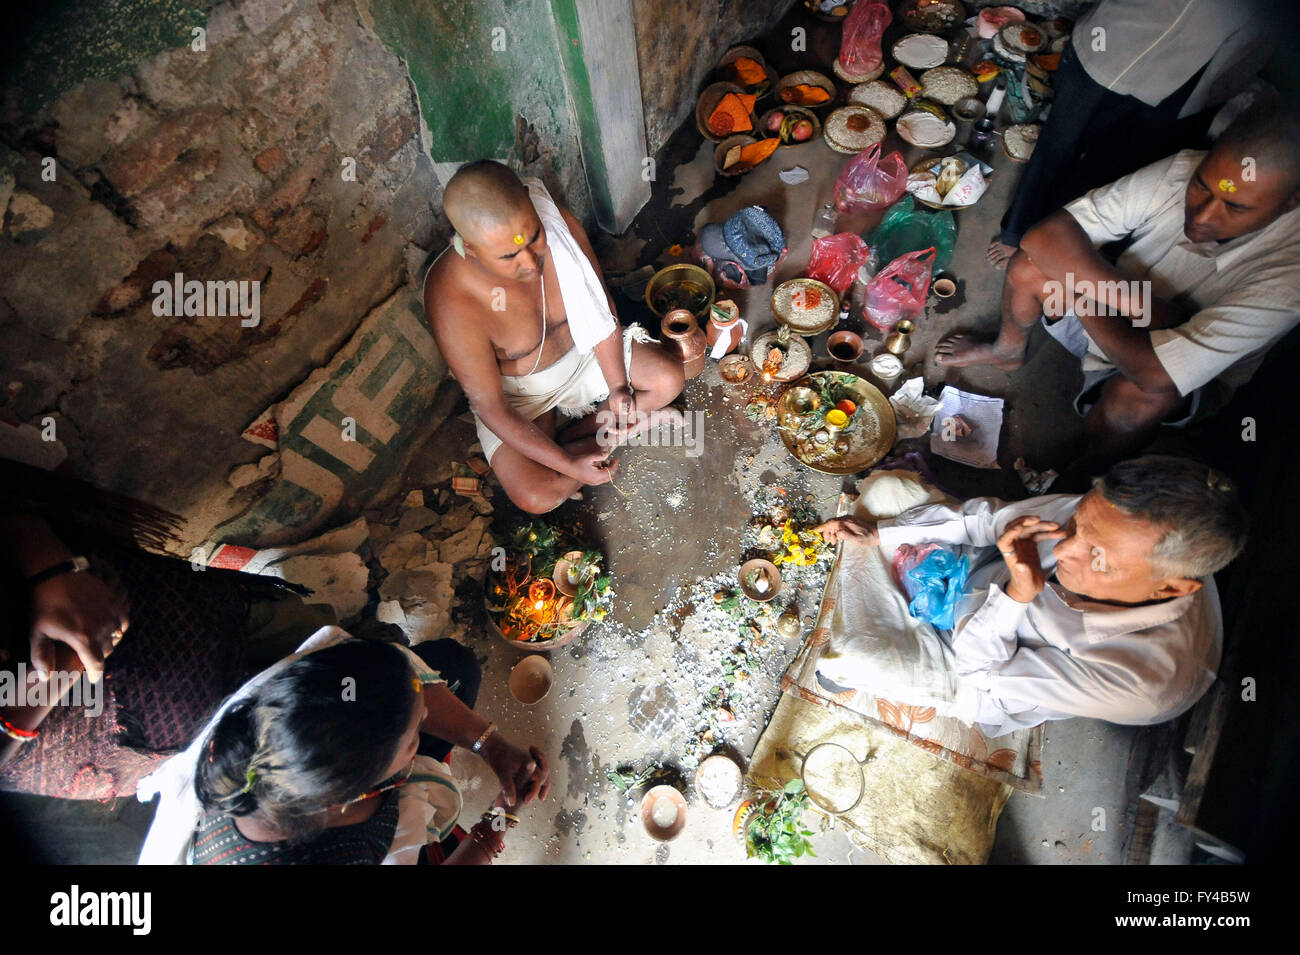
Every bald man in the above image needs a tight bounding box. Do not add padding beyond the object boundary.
[423,161,684,514]
[936,97,1300,466]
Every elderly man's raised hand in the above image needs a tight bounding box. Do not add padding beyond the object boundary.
[813,516,880,548]
[997,516,1066,603]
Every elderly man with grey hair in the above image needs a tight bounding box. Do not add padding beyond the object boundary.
[816,455,1247,735]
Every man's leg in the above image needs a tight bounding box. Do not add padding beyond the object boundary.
[935,249,1058,369]
[1079,374,1190,465]
[489,409,610,514]
[990,41,1109,266]
[558,338,685,446]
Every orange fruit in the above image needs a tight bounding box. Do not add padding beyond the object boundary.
[836,399,857,416]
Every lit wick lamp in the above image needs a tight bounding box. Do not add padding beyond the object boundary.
[528,578,556,613]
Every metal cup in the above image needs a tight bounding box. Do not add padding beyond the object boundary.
[969,117,997,153]
[952,97,986,148]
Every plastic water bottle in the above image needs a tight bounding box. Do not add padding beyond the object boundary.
[811,202,837,239]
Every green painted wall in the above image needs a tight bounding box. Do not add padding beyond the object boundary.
[365,0,588,215]
[1,0,220,115]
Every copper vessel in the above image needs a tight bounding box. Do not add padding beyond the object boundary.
[661,309,708,379]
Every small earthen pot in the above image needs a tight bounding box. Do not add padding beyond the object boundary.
[826,330,865,364]
[661,309,708,380]
[641,785,688,841]
[509,655,553,706]
[706,300,743,357]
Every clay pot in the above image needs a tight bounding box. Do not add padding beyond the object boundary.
[826,330,864,364]
[706,300,743,357]
[661,309,708,379]
[509,655,553,705]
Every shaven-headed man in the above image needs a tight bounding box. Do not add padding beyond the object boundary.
[423,161,684,514]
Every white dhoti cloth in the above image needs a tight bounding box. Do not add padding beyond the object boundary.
[475,324,653,464]
[471,176,653,463]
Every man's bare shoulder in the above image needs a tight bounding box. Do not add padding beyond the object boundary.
[423,252,483,334]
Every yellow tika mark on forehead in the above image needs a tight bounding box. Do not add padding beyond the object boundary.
[513,233,527,245]
[1217,177,1238,194]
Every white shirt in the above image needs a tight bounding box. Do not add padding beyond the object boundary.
[877,494,1223,736]
[1065,149,1300,397]
[1072,0,1268,117]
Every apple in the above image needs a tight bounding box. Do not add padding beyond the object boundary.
[766,110,785,133]
[791,119,814,142]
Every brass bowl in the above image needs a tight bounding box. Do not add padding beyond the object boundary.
[645,263,715,320]
[739,558,781,602]
[785,385,820,415]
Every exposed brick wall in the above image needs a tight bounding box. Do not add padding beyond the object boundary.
[632,0,798,156]
[0,0,448,549]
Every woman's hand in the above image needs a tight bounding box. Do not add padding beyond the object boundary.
[483,736,550,806]
[996,516,1066,603]
[29,572,130,683]
[813,516,880,548]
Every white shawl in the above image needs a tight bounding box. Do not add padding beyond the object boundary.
[522,177,618,354]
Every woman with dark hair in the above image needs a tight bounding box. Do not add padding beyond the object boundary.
[138,627,549,865]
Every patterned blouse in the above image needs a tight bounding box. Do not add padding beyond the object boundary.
[191,790,401,865]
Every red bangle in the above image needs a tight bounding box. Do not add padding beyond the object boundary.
[469,822,503,859]
[2,719,38,742]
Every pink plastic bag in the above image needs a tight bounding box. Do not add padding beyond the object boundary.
[805,233,871,294]
[892,542,944,592]
[864,246,936,331]
[833,142,908,214]
[840,1,892,77]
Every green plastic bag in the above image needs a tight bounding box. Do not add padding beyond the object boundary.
[865,195,956,274]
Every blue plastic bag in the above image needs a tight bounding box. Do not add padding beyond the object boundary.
[900,546,969,630]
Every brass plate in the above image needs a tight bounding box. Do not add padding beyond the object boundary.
[771,278,839,336]
[775,371,897,475]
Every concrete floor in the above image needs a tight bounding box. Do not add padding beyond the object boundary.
[2,19,1187,867]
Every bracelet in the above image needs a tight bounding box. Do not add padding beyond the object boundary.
[2,719,39,743]
[468,823,502,861]
[482,807,520,829]
[470,722,497,755]
[26,556,89,589]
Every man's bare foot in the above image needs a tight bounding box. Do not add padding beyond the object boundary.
[603,406,685,447]
[987,239,1017,270]
[934,331,1025,370]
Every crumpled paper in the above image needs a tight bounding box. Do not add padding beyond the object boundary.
[906,162,988,207]
[779,165,810,185]
[889,377,943,438]
[940,164,987,206]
